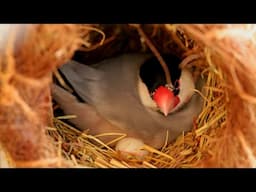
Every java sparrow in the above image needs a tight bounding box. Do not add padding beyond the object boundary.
[52,54,204,149]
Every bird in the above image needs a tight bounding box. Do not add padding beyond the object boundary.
[52,53,204,149]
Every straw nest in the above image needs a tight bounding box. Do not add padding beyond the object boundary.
[1,24,256,168]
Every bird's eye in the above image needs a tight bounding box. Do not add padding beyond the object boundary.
[174,79,179,88]
[172,80,180,96]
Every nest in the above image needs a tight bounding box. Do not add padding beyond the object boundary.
[1,24,256,168]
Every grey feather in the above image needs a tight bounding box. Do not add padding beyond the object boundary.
[53,54,204,148]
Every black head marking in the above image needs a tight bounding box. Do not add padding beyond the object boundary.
[139,54,182,94]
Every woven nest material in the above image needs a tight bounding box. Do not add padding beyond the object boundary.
[0,24,256,168]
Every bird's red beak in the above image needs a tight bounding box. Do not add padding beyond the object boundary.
[152,86,180,116]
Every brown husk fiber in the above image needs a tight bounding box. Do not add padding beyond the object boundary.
[1,24,256,168]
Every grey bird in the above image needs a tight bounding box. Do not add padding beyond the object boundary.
[52,54,204,149]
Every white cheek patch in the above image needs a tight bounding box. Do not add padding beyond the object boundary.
[137,78,158,110]
[169,69,195,113]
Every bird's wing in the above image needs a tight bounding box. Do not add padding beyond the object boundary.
[59,60,104,104]
[51,84,131,144]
